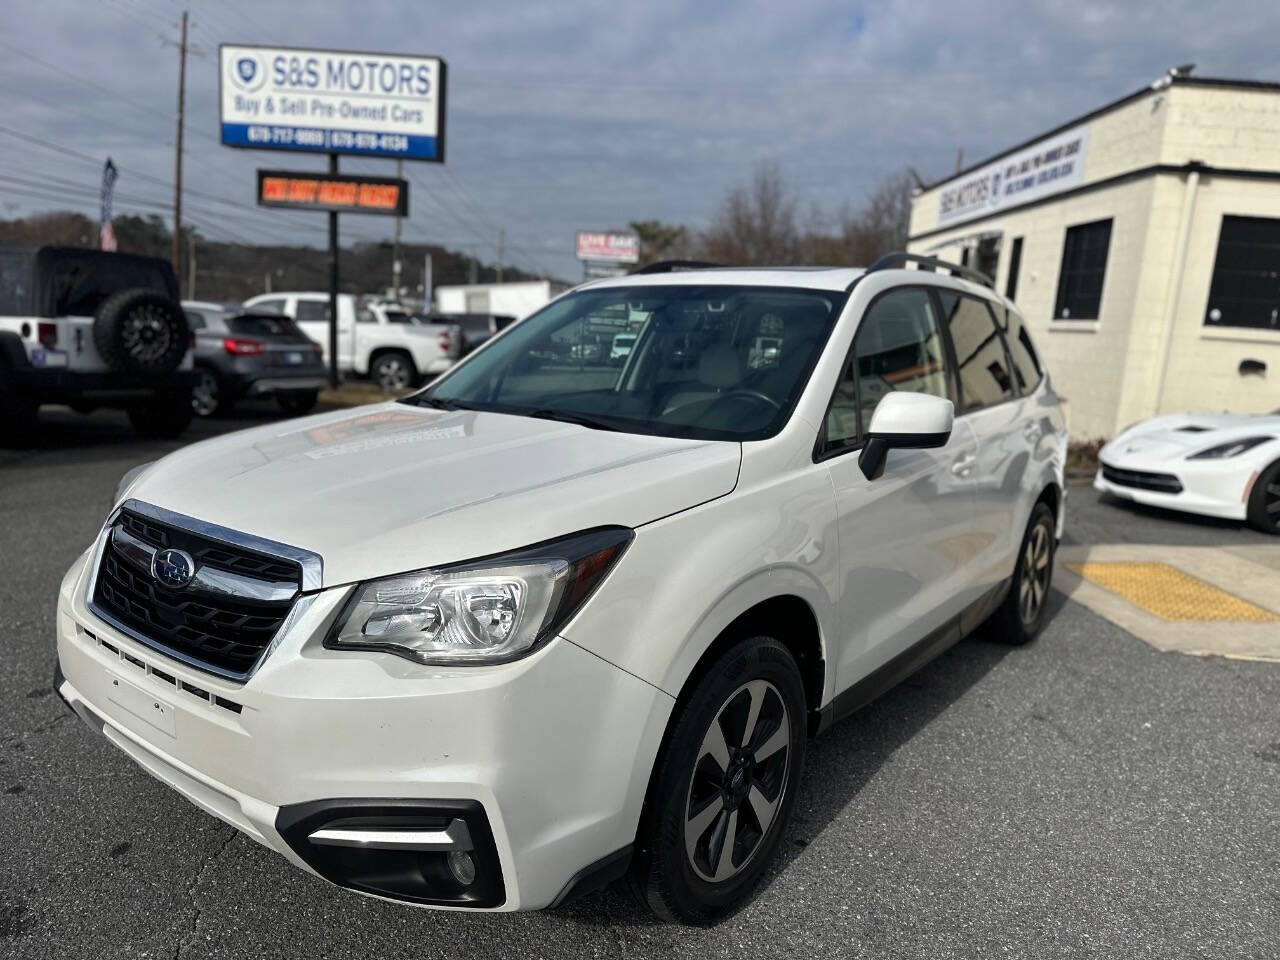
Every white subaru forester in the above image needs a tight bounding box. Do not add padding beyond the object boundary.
[54,257,1067,922]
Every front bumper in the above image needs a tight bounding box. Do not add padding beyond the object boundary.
[1093,458,1250,520]
[55,548,672,910]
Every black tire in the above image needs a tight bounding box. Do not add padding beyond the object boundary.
[128,388,193,439]
[94,289,189,376]
[629,635,807,924]
[370,351,416,390]
[0,376,37,447]
[190,367,231,417]
[276,389,319,416]
[993,501,1056,644]
[1246,458,1280,534]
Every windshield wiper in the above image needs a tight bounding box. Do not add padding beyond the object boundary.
[525,408,621,432]
[410,395,474,411]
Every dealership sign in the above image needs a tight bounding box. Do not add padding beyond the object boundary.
[576,232,640,263]
[220,45,446,161]
[937,125,1089,227]
[257,170,408,216]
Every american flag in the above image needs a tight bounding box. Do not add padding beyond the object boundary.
[99,158,118,252]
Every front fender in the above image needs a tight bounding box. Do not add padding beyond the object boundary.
[561,468,840,708]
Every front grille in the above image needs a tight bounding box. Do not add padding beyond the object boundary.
[92,508,301,679]
[1101,463,1184,494]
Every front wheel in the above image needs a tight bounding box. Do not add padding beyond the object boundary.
[993,501,1056,644]
[128,389,194,439]
[630,636,806,923]
[190,368,228,417]
[1246,459,1280,534]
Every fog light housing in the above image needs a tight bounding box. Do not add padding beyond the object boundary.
[447,849,476,886]
[275,799,505,908]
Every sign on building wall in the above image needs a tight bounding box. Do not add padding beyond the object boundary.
[937,125,1089,227]
[220,45,446,161]
[576,232,640,263]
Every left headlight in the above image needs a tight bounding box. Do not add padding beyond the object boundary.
[1186,437,1273,460]
[326,527,633,665]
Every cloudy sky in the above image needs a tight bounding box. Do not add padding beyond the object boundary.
[3,0,1279,279]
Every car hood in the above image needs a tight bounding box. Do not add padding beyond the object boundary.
[1102,412,1280,462]
[125,403,741,586]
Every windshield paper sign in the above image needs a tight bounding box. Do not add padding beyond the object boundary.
[937,125,1088,227]
[220,45,446,161]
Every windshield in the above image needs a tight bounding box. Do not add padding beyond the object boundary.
[404,284,846,441]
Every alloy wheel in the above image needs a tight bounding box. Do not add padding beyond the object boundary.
[191,369,219,416]
[684,679,790,883]
[1019,520,1052,624]
[121,304,173,364]
[376,356,410,390]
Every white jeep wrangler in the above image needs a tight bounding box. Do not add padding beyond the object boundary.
[0,246,195,443]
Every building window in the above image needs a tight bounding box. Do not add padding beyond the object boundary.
[1054,219,1112,320]
[1205,215,1280,330]
[1005,237,1024,301]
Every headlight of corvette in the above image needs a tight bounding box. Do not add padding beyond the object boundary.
[115,460,156,503]
[1186,437,1272,460]
[327,527,632,665]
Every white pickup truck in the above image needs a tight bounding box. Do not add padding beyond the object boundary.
[0,246,195,443]
[243,292,461,389]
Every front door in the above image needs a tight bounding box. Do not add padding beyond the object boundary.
[819,286,981,694]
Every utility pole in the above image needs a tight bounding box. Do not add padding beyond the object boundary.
[187,236,196,299]
[955,146,964,173]
[172,9,188,290]
[497,227,505,283]
[391,158,403,297]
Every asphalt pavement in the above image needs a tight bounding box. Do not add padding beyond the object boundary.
[2,407,1278,958]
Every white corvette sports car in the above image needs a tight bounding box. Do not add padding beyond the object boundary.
[1095,412,1280,532]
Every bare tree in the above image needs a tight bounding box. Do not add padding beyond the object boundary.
[629,219,693,266]
[699,162,801,265]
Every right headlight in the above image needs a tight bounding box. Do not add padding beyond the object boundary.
[1186,437,1273,460]
[326,527,632,665]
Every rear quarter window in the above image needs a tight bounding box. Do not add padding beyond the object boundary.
[1003,308,1043,393]
[228,314,300,337]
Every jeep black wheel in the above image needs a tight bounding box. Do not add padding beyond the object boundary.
[630,635,806,923]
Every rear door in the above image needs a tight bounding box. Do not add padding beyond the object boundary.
[935,290,1028,591]
[821,285,980,690]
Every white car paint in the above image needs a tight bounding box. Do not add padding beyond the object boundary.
[1095,412,1280,523]
[55,265,1067,913]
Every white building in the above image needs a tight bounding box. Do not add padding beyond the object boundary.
[908,74,1280,439]
[433,280,570,321]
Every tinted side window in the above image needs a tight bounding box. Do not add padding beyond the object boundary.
[939,292,1014,411]
[822,287,950,453]
[184,310,206,330]
[1004,308,1042,393]
[296,300,327,325]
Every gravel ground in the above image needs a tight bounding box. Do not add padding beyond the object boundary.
[2,408,1277,958]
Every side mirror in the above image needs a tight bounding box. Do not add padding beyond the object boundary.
[858,392,954,481]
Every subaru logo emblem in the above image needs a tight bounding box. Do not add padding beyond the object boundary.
[152,548,195,589]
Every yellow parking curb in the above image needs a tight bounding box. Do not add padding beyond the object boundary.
[1066,561,1280,622]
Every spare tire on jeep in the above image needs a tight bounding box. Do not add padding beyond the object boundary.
[93,288,189,376]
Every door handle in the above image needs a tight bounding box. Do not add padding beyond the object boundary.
[951,454,976,476]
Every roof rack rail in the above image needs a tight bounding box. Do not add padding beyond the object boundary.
[866,252,994,289]
[630,260,723,275]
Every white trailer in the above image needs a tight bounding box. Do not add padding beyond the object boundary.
[433,281,570,321]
